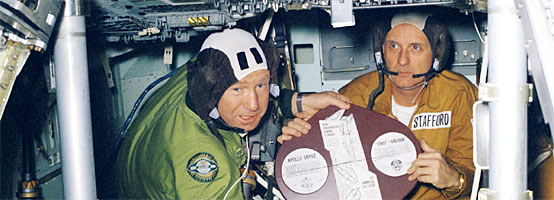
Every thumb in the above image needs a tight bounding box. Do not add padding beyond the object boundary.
[420,139,438,153]
[295,111,313,121]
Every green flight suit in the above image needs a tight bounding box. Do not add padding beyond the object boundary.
[116,65,247,199]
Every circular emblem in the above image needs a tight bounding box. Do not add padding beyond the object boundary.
[187,152,219,182]
[281,148,328,194]
[371,132,417,177]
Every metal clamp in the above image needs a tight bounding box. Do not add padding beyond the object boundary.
[478,83,533,103]
[478,188,533,200]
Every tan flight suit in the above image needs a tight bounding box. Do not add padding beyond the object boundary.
[340,70,478,199]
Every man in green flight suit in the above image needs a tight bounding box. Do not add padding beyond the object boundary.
[116,28,350,199]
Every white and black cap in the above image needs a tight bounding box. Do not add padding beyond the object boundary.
[200,28,268,81]
[187,28,279,122]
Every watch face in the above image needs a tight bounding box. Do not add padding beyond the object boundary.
[275,105,422,200]
[445,174,465,192]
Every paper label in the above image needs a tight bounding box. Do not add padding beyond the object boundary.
[320,110,382,200]
[370,132,417,177]
[282,148,328,194]
[411,111,451,130]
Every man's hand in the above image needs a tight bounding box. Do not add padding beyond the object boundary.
[278,91,351,144]
[277,118,311,143]
[293,91,351,120]
[407,139,461,189]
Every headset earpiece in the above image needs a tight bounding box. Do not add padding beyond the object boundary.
[432,58,440,71]
[375,52,383,66]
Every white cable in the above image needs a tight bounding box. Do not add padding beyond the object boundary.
[254,171,286,200]
[411,80,427,105]
[472,13,486,44]
[479,35,489,86]
[224,135,251,200]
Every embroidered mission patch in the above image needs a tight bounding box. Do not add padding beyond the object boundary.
[187,152,218,182]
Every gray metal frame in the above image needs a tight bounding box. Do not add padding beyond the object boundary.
[88,0,475,43]
[484,0,530,198]
[0,0,62,49]
[516,0,554,142]
[54,1,97,199]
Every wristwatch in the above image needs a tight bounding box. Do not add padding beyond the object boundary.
[296,92,314,113]
[444,172,465,193]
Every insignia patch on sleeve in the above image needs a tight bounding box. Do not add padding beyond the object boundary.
[187,152,219,182]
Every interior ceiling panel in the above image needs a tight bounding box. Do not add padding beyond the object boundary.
[88,0,484,43]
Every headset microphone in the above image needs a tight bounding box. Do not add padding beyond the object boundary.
[412,58,440,78]
[382,67,399,76]
[411,70,432,78]
[376,51,439,79]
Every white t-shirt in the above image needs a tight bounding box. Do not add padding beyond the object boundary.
[391,96,418,127]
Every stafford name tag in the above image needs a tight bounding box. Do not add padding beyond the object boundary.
[411,111,451,130]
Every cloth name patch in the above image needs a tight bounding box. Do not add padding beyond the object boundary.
[411,111,451,130]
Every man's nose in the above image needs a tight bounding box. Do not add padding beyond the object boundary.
[398,48,409,66]
[243,90,260,111]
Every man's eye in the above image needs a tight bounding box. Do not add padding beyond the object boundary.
[413,44,420,50]
[391,43,398,48]
[257,83,268,88]
[233,87,241,92]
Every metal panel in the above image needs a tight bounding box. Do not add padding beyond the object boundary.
[319,11,373,91]
[88,0,480,43]
[113,43,198,122]
[286,11,323,92]
[319,16,373,81]
[516,0,554,132]
[291,9,482,92]
[0,0,62,47]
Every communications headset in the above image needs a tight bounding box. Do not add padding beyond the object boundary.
[368,11,451,110]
